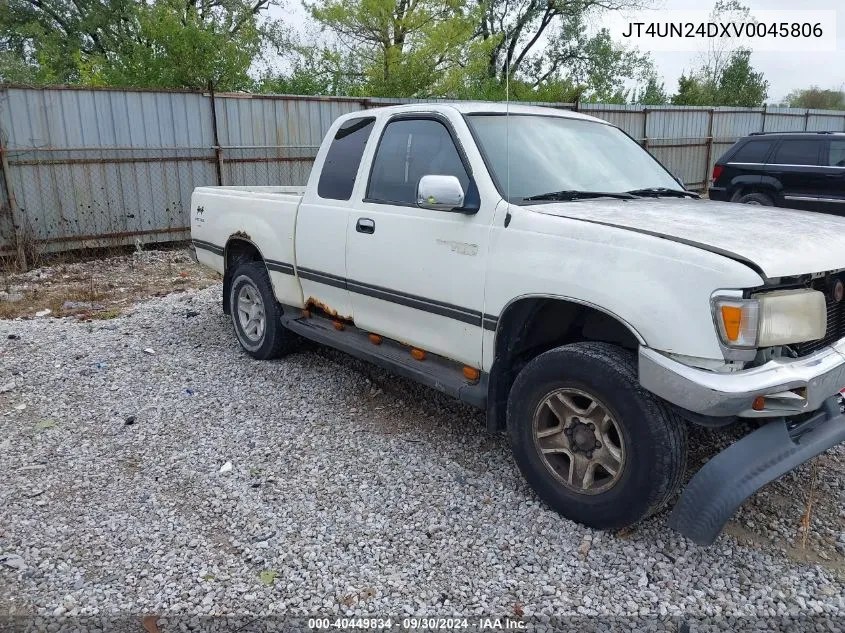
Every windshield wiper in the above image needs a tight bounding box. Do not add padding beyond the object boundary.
[523,190,636,202]
[626,187,699,199]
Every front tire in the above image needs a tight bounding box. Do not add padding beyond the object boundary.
[229,261,297,360]
[507,342,687,530]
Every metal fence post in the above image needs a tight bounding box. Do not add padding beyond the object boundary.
[642,108,649,149]
[703,108,715,190]
[0,131,27,271]
[761,104,767,133]
[208,81,224,186]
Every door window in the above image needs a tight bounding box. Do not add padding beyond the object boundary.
[828,140,845,167]
[771,139,821,166]
[730,140,773,163]
[318,117,376,200]
[367,118,469,205]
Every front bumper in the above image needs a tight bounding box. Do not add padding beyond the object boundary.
[639,338,845,418]
[670,395,845,545]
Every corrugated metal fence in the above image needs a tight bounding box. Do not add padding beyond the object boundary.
[1,84,845,264]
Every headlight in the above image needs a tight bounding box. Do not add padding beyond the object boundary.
[754,289,827,346]
[713,289,827,349]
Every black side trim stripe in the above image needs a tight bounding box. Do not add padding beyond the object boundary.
[193,240,296,273]
[266,259,295,275]
[192,239,223,256]
[347,279,480,326]
[297,267,347,290]
[197,251,500,329]
[300,266,500,329]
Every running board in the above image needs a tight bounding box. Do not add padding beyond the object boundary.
[281,310,487,409]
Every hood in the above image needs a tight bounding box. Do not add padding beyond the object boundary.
[530,197,845,280]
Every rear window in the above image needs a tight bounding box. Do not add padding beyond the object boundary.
[317,117,375,200]
[771,139,821,166]
[730,139,773,163]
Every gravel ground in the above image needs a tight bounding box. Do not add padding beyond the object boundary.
[1,253,844,630]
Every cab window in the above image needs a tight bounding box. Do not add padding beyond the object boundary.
[318,117,375,201]
[367,118,469,205]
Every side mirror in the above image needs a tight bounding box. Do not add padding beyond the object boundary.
[417,175,465,211]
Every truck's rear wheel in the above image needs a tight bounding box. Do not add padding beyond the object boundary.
[229,261,297,360]
[507,342,687,530]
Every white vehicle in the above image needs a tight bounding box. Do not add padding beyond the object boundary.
[191,103,845,545]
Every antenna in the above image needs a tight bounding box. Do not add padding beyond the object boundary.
[505,31,510,204]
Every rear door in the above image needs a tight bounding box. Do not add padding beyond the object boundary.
[768,138,826,212]
[819,138,845,216]
[294,116,376,319]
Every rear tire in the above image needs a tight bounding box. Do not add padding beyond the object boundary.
[738,192,773,206]
[507,342,687,530]
[229,261,297,360]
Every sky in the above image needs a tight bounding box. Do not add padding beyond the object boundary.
[609,0,845,102]
[267,0,844,103]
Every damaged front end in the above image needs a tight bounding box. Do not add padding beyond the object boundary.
[639,340,845,545]
[669,394,845,545]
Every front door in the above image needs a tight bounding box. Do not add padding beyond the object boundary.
[345,115,494,368]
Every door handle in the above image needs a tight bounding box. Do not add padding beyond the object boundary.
[356,218,375,234]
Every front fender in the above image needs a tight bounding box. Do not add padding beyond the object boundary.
[484,212,765,361]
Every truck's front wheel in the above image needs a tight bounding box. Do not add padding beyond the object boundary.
[507,342,687,530]
[229,261,297,360]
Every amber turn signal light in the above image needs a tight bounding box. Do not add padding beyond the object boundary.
[410,348,426,360]
[463,366,480,381]
[368,333,382,345]
[720,305,743,342]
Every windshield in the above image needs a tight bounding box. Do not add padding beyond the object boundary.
[466,114,680,202]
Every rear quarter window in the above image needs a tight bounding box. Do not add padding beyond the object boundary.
[317,117,376,201]
[729,139,774,163]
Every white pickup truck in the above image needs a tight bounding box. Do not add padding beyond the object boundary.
[191,102,845,545]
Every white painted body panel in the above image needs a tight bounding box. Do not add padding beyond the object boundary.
[190,186,304,307]
[533,197,845,279]
[482,203,764,370]
[190,102,843,375]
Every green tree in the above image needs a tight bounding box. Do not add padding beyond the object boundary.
[0,0,277,89]
[714,48,767,106]
[472,0,648,86]
[670,0,767,107]
[671,49,767,107]
[671,73,715,106]
[784,86,845,110]
[439,17,656,104]
[635,76,669,105]
[305,0,476,97]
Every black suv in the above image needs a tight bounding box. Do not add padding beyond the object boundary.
[709,131,845,215]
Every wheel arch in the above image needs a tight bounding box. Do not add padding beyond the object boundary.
[729,176,781,202]
[222,235,269,314]
[485,295,645,432]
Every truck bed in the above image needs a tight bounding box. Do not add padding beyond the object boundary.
[190,185,305,308]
